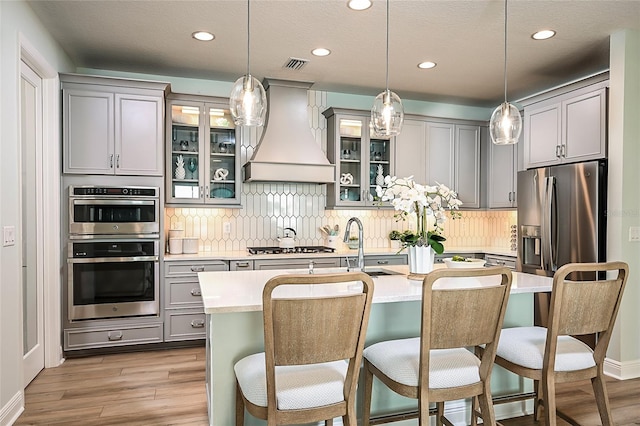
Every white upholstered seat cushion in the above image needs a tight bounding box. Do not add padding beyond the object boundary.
[363,337,481,388]
[496,326,596,371]
[234,352,348,410]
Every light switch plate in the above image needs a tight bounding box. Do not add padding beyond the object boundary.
[3,226,16,246]
[629,226,640,242]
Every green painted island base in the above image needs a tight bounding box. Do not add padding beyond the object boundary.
[205,294,535,426]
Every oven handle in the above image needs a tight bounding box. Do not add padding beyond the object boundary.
[67,255,158,264]
[71,199,156,206]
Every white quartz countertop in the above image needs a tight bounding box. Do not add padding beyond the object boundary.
[198,264,551,314]
[165,247,517,261]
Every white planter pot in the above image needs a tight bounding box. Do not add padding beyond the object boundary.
[408,246,435,274]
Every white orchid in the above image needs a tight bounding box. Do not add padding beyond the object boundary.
[376,175,462,253]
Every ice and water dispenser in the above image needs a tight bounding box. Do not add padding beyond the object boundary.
[520,225,541,268]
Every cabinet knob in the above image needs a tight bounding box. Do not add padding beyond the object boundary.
[190,265,205,272]
[190,319,205,328]
[190,288,202,296]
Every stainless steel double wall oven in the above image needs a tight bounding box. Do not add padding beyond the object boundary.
[67,185,160,321]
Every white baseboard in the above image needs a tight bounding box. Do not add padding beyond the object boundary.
[604,356,640,380]
[0,391,24,426]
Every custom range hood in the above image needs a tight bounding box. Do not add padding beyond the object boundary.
[243,78,335,183]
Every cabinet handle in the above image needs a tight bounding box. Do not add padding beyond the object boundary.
[508,192,512,202]
[205,185,209,198]
[190,319,205,328]
[107,330,123,341]
[199,186,204,198]
[190,288,202,296]
[109,154,114,168]
[512,191,516,205]
[377,260,389,265]
[190,265,205,272]
[560,144,566,157]
[116,154,120,168]
[235,261,250,268]
[555,145,561,158]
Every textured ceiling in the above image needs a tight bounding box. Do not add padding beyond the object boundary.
[26,0,640,107]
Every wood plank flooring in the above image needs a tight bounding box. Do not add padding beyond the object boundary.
[15,346,640,425]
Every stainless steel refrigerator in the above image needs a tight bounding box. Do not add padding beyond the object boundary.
[517,160,607,278]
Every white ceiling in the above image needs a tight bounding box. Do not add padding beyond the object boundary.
[26,0,640,107]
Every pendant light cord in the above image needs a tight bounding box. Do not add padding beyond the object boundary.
[503,0,508,104]
[385,0,390,91]
[247,0,251,75]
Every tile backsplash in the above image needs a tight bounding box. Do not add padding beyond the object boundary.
[165,187,517,252]
[164,88,517,252]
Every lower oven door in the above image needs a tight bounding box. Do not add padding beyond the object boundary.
[68,242,159,321]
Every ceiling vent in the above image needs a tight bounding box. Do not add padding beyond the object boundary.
[283,57,309,71]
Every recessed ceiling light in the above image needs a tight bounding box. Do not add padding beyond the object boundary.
[532,30,556,40]
[192,31,215,41]
[418,61,437,69]
[347,0,372,11]
[311,48,331,57]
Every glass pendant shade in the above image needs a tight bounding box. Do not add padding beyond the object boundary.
[489,101,522,145]
[229,74,267,126]
[371,89,404,137]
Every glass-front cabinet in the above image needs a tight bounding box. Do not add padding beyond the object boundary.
[323,108,394,208]
[166,94,241,206]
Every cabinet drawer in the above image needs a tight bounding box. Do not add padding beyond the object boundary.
[230,260,254,271]
[164,260,228,277]
[253,257,340,270]
[164,311,206,342]
[341,255,408,267]
[484,255,516,270]
[64,323,163,350]
[165,277,204,309]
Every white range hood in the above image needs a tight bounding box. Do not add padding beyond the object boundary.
[243,79,335,183]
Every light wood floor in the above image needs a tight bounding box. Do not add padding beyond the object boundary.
[15,346,640,425]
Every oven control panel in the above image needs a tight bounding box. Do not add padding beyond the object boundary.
[71,186,158,197]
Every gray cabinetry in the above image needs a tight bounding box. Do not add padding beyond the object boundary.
[323,108,394,208]
[524,82,607,169]
[61,74,166,176]
[487,135,520,208]
[341,254,408,267]
[166,94,242,207]
[253,257,341,270]
[484,254,516,270]
[394,116,481,209]
[64,323,164,351]
[163,259,228,342]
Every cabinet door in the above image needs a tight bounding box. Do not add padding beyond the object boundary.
[207,104,240,205]
[394,119,426,181]
[168,101,203,202]
[115,93,163,176]
[426,122,455,189]
[563,88,606,162]
[63,89,114,174]
[335,117,365,205]
[488,143,516,208]
[455,125,480,208]
[524,102,561,168]
[367,134,393,205]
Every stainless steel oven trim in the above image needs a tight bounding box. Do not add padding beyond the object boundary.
[67,256,158,264]
[67,240,160,321]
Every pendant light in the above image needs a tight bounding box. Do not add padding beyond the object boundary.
[489,0,522,145]
[229,0,267,127]
[371,0,404,137]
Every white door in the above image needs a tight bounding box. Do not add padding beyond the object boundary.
[21,60,45,385]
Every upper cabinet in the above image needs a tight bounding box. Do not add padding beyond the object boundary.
[61,74,167,176]
[524,82,607,169]
[395,117,481,209]
[165,94,241,207]
[323,108,394,208]
[487,130,521,208]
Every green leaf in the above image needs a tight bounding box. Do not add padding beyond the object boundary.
[430,240,444,254]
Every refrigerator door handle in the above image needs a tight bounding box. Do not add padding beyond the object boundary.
[541,176,552,272]
[549,176,558,271]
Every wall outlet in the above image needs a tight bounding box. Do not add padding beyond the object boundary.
[3,226,16,247]
[223,222,231,234]
[629,226,640,242]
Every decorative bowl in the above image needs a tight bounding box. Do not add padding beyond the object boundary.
[443,257,486,268]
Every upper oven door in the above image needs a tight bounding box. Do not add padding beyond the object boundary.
[69,198,159,237]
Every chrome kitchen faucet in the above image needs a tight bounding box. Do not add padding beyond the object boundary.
[343,217,364,272]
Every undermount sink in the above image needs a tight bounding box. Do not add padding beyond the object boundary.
[363,268,403,277]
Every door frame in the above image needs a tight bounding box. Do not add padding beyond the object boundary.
[19,33,63,368]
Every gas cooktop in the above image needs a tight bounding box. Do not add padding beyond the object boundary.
[247,246,336,255]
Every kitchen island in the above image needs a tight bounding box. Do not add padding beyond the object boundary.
[199,265,552,425]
